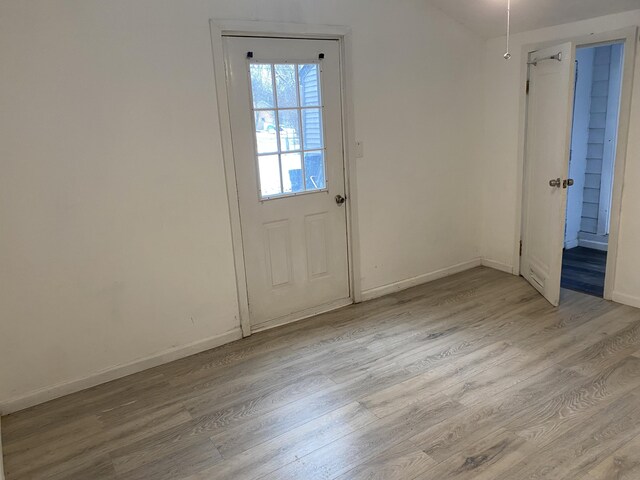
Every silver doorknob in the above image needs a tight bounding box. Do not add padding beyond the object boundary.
[549,178,561,188]
[335,194,346,206]
[563,178,574,188]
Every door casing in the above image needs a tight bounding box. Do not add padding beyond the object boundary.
[516,27,638,302]
[209,20,361,336]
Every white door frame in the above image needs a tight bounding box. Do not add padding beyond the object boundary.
[515,26,638,301]
[209,20,362,336]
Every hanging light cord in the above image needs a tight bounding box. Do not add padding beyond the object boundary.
[504,0,512,60]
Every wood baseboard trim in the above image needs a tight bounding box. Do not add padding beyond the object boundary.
[481,258,514,274]
[0,328,243,415]
[361,258,482,301]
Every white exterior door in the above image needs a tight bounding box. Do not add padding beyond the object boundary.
[521,42,575,306]
[224,36,351,331]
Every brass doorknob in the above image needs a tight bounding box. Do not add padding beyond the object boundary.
[549,178,561,188]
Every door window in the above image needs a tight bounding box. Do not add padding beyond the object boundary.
[249,63,326,199]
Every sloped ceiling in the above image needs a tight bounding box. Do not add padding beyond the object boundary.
[428,0,640,38]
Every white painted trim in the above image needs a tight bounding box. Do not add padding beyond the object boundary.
[209,20,361,333]
[598,43,623,236]
[612,291,640,309]
[481,258,515,274]
[0,328,242,415]
[514,27,638,303]
[578,239,608,251]
[602,27,637,300]
[564,238,579,249]
[339,28,363,304]
[361,258,482,301]
[212,20,352,38]
[251,297,353,333]
[209,21,251,338]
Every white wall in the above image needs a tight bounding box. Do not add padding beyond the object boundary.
[481,11,640,301]
[565,48,595,249]
[0,0,484,411]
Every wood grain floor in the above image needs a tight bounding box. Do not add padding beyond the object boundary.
[3,267,640,479]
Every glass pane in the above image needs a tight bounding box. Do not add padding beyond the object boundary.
[250,64,274,109]
[254,111,278,154]
[278,110,301,152]
[258,155,281,197]
[274,64,298,108]
[304,151,325,190]
[281,153,303,193]
[298,64,321,107]
[301,108,323,150]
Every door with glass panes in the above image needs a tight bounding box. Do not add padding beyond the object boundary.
[224,36,350,331]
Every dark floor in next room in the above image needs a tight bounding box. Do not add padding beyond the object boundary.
[561,246,607,297]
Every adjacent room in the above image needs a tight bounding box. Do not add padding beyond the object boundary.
[562,42,624,297]
[1,1,640,479]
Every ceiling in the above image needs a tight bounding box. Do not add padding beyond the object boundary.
[428,0,640,38]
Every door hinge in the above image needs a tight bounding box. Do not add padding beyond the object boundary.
[519,240,523,256]
[526,80,530,94]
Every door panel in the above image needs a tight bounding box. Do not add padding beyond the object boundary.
[305,212,330,278]
[521,42,575,306]
[264,220,293,288]
[224,36,350,330]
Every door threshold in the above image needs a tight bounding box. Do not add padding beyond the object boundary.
[250,297,353,334]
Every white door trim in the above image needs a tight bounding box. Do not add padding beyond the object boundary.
[515,26,638,302]
[209,20,361,336]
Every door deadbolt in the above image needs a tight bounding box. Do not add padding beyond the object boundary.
[335,194,346,206]
[549,178,561,188]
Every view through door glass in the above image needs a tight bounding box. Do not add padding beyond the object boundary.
[250,63,326,198]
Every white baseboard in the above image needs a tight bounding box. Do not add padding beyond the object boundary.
[481,258,514,274]
[564,238,579,249]
[578,239,608,251]
[612,291,640,309]
[361,258,482,301]
[0,328,243,415]
[0,418,4,480]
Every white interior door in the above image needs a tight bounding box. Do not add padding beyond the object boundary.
[224,36,351,331]
[521,42,575,306]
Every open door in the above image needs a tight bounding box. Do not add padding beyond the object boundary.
[521,42,575,306]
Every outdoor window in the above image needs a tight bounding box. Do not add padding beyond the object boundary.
[249,63,326,199]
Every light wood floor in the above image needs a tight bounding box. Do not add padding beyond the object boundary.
[3,267,640,480]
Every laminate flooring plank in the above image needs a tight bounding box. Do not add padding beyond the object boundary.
[265,396,463,480]
[4,268,640,480]
[494,390,640,479]
[416,428,535,480]
[333,441,435,480]
[508,355,640,447]
[410,364,587,462]
[586,431,640,480]
[180,402,376,480]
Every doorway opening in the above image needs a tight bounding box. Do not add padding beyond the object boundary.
[562,42,624,297]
